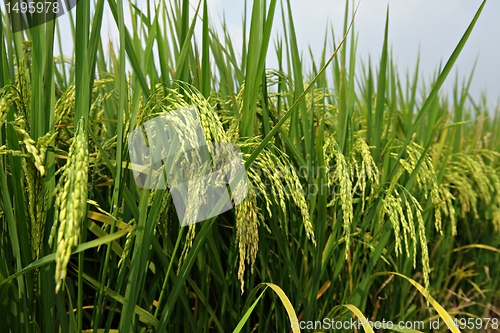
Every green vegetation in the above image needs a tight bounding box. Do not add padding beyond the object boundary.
[0,0,499,332]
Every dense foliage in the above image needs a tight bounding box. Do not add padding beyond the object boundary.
[0,0,498,332]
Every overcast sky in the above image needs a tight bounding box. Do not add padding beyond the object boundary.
[28,0,500,111]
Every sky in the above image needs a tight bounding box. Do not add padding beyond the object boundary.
[9,0,499,111]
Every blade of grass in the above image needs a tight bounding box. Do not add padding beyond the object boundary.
[371,7,389,163]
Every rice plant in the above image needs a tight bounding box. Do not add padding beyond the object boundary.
[0,0,499,332]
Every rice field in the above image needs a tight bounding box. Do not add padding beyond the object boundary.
[0,0,499,332]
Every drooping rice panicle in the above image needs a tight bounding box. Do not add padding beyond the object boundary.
[50,117,89,293]
[324,135,353,257]
[235,192,259,294]
[352,135,380,211]
[395,141,447,234]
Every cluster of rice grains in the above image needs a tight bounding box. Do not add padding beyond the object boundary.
[137,85,315,292]
[136,85,229,266]
[1,125,57,259]
[323,135,379,258]
[49,118,89,293]
[19,129,58,258]
[381,187,430,292]
[384,141,450,293]
[442,152,500,232]
[237,139,315,292]
[0,89,15,124]
[0,59,58,259]
[382,139,500,292]
[54,78,113,147]
[322,134,435,292]
[395,141,450,234]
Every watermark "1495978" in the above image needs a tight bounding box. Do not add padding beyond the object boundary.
[3,0,77,32]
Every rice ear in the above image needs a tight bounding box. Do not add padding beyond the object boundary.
[51,117,89,293]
